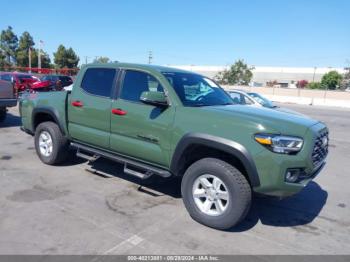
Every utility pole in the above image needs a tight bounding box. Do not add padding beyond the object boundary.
[312,66,317,83]
[28,48,32,73]
[148,51,153,64]
[38,40,43,73]
[84,56,89,65]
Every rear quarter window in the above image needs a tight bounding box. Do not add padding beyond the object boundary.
[81,68,117,97]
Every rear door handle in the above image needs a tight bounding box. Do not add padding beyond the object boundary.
[111,108,127,115]
[71,101,83,107]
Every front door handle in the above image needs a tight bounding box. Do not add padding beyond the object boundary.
[111,108,127,115]
[71,101,83,107]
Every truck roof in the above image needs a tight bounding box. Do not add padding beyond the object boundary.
[83,62,198,75]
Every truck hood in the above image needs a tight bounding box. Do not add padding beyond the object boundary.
[205,105,319,135]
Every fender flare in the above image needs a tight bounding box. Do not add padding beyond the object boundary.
[170,133,260,187]
[32,107,66,135]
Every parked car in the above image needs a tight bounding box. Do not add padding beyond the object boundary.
[228,90,303,116]
[41,75,73,90]
[246,92,276,108]
[0,78,17,122]
[19,63,328,230]
[228,90,261,106]
[0,72,53,92]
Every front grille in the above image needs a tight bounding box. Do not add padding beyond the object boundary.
[312,130,329,167]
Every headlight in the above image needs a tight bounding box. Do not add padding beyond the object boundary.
[254,134,303,154]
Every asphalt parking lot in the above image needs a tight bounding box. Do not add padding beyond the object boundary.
[0,103,349,255]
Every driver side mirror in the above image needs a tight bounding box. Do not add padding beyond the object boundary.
[140,91,168,107]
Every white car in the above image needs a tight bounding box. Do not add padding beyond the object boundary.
[228,90,266,107]
[228,90,304,116]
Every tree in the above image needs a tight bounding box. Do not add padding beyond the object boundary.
[215,60,254,85]
[321,71,343,90]
[65,47,79,68]
[341,67,350,90]
[0,26,18,64]
[53,45,67,68]
[0,49,10,69]
[54,45,79,68]
[30,49,51,68]
[93,56,110,63]
[15,31,35,67]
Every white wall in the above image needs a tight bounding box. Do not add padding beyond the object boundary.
[168,65,346,84]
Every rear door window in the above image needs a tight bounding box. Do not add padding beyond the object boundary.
[81,68,117,97]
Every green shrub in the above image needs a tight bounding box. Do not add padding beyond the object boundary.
[307,82,322,89]
[321,71,343,90]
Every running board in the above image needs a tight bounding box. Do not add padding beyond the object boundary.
[71,142,171,179]
[124,164,153,180]
[76,149,100,162]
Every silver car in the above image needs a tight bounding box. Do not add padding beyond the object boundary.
[228,90,304,116]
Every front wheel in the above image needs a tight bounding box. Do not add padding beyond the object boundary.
[0,108,6,123]
[181,158,252,230]
[34,121,69,165]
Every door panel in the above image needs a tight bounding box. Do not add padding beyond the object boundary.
[68,68,117,149]
[68,92,112,148]
[110,70,175,167]
[110,99,174,167]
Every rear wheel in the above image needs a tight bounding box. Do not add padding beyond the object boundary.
[181,158,251,230]
[0,108,6,123]
[34,121,69,165]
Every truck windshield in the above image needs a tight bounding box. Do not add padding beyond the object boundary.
[162,72,233,107]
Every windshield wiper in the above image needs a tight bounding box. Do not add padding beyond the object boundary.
[191,104,211,107]
[219,103,233,106]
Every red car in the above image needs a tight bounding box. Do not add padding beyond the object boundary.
[0,72,53,93]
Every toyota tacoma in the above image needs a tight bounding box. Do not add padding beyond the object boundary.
[19,63,329,229]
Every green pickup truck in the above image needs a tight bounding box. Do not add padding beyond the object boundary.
[19,63,329,229]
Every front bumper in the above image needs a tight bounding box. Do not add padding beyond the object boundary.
[0,98,17,108]
[252,122,328,197]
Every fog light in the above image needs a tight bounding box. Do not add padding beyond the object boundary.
[285,169,300,183]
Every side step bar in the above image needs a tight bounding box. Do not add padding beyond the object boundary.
[76,149,100,162]
[71,142,172,179]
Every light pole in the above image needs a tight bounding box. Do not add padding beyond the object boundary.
[28,48,32,73]
[312,66,317,83]
[38,40,43,73]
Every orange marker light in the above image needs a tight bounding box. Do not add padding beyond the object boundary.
[255,136,272,145]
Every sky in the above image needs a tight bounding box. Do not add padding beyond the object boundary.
[0,0,349,67]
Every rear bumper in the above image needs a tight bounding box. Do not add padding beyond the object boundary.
[0,98,17,108]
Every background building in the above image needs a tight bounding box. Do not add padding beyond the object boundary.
[169,65,346,88]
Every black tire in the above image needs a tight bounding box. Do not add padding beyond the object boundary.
[34,121,69,165]
[181,158,251,230]
[0,108,6,123]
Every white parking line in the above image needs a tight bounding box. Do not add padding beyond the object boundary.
[103,234,144,255]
